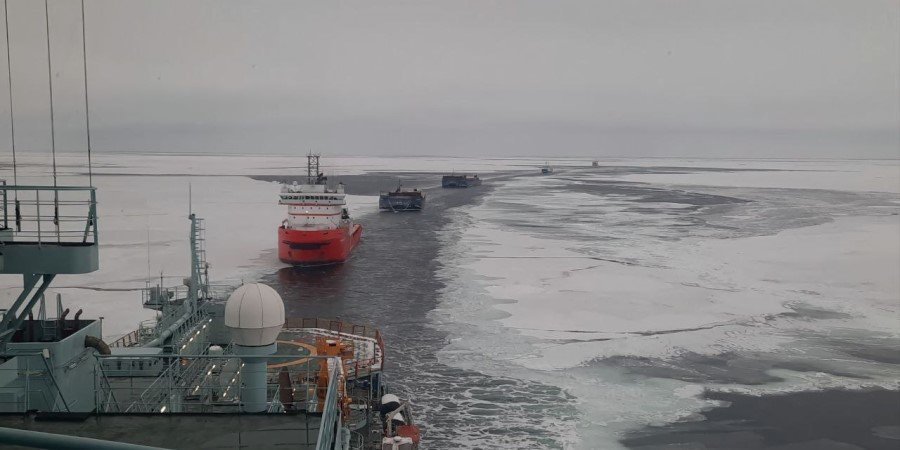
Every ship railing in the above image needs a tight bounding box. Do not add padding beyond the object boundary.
[94,359,120,413]
[0,385,59,413]
[315,355,343,450]
[284,318,379,339]
[0,353,348,447]
[285,317,386,365]
[0,184,97,245]
[94,354,347,419]
[0,352,72,413]
[141,283,233,308]
[205,284,235,302]
[110,319,158,348]
[109,330,139,348]
[345,390,373,431]
[284,318,386,379]
[123,355,178,413]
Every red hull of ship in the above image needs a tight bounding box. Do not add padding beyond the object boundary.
[278,224,363,266]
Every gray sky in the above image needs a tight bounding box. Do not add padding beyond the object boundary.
[1,0,898,157]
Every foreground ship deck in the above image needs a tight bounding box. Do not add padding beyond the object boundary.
[0,318,384,449]
[0,183,416,450]
[0,414,326,449]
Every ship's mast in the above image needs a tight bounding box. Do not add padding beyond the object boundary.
[306,152,321,185]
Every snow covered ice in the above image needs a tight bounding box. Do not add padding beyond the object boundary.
[432,158,900,448]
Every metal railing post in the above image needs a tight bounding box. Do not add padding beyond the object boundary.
[1,181,7,229]
[23,358,29,412]
[35,189,41,246]
[94,361,99,414]
[91,189,97,242]
[54,192,60,243]
[40,356,69,412]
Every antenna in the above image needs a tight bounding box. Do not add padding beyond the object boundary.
[80,0,92,186]
[188,182,192,217]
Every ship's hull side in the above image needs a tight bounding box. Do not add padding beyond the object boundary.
[278,224,362,266]
[441,176,481,188]
[378,195,424,211]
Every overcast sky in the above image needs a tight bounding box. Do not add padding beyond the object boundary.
[0,0,897,158]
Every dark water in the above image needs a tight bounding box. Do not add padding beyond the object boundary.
[259,172,578,449]
[622,389,900,450]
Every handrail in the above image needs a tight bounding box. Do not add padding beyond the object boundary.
[0,185,96,191]
[314,356,343,450]
[283,317,387,379]
[0,185,97,244]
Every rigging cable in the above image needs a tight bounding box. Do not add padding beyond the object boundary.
[44,0,56,189]
[3,1,14,188]
[44,0,59,241]
[4,0,19,231]
[80,0,91,186]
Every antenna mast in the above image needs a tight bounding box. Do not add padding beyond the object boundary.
[307,151,321,184]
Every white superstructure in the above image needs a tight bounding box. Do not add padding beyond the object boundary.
[280,182,349,230]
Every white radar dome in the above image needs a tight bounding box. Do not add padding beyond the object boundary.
[224,283,285,347]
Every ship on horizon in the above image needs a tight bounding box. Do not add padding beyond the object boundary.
[278,154,363,266]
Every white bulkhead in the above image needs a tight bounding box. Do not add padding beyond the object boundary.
[280,183,348,230]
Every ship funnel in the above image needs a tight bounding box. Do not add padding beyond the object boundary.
[224,283,285,412]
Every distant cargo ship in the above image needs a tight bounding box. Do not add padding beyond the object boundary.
[541,163,553,174]
[441,174,482,188]
[278,154,362,266]
[379,183,425,212]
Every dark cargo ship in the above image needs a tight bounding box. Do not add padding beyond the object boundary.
[441,174,482,188]
[379,184,426,211]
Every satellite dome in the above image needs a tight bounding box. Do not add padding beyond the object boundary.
[224,283,285,346]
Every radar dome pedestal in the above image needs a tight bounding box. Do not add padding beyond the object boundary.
[224,283,285,412]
